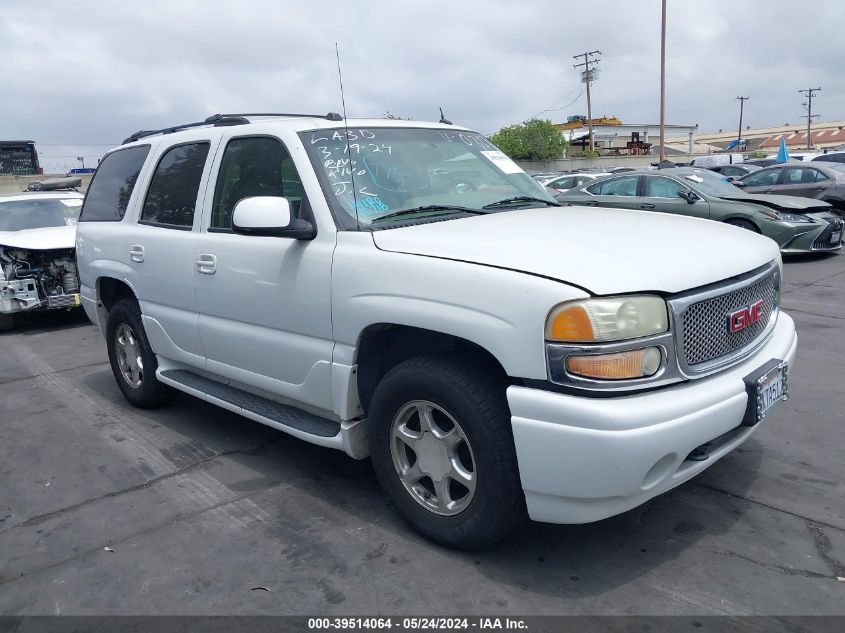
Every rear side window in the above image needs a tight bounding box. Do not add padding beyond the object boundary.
[549,176,575,189]
[586,176,639,196]
[140,142,210,229]
[78,145,150,222]
[783,167,824,184]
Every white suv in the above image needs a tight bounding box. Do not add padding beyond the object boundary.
[76,113,797,548]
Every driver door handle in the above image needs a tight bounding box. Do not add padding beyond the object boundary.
[582,200,599,206]
[640,203,656,209]
[129,245,144,263]
[196,253,217,275]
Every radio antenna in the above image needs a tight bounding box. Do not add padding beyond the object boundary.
[335,42,360,230]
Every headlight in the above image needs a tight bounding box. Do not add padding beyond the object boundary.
[545,296,669,343]
[761,210,814,223]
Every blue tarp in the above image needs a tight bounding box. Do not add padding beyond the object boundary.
[776,137,790,163]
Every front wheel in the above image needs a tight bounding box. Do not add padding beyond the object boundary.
[106,299,175,408]
[369,354,526,549]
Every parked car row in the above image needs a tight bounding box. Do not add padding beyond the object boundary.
[556,167,843,253]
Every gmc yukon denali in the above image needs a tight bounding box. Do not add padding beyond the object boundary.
[76,113,797,548]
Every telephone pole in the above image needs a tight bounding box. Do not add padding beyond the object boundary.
[798,87,821,149]
[573,50,601,152]
[659,0,667,160]
[736,96,749,144]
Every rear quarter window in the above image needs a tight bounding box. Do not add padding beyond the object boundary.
[79,145,150,222]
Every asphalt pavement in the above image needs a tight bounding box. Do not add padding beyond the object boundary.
[0,253,843,616]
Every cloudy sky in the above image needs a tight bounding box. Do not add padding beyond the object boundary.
[3,0,844,172]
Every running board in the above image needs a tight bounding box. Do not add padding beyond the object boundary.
[158,369,341,439]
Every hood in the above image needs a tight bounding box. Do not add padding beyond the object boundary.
[722,194,831,211]
[0,225,76,250]
[372,206,779,295]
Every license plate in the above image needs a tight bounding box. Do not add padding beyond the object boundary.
[743,360,789,426]
[757,363,787,418]
[831,230,842,244]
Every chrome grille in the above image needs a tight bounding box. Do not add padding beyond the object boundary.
[672,263,780,375]
[812,217,843,250]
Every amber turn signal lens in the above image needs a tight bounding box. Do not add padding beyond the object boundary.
[546,305,595,342]
[566,347,662,380]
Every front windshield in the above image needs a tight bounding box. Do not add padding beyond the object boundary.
[0,197,82,231]
[300,127,555,227]
[680,170,748,198]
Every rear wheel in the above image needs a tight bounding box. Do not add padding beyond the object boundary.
[106,299,175,408]
[369,354,526,549]
[725,218,761,233]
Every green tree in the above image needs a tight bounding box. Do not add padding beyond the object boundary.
[489,119,568,161]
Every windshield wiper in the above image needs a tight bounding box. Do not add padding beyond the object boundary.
[482,196,562,209]
[369,205,488,224]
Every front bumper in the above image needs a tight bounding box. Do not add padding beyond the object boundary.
[0,279,80,315]
[508,312,797,524]
[778,214,843,253]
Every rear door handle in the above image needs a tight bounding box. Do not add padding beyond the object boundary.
[196,253,217,275]
[582,200,599,206]
[129,245,144,263]
[640,203,656,209]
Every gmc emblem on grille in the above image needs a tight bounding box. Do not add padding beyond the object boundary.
[728,300,766,333]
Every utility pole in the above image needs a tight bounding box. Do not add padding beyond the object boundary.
[798,87,821,149]
[736,96,749,144]
[659,0,667,161]
[573,50,601,152]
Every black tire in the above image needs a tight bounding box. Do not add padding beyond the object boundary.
[369,354,526,549]
[725,218,761,233]
[0,313,14,333]
[106,299,175,408]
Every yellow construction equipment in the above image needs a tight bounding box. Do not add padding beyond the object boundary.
[555,116,622,131]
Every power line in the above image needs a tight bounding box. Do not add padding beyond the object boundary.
[523,87,584,123]
[573,50,601,151]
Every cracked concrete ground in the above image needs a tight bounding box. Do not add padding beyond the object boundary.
[0,254,843,616]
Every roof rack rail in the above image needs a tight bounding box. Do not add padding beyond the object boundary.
[122,112,343,145]
[205,112,343,122]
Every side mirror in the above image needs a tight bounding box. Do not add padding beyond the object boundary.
[232,196,316,240]
[678,190,699,204]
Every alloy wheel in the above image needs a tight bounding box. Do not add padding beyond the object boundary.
[389,400,477,516]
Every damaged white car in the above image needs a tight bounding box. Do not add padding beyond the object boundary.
[0,190,83,331]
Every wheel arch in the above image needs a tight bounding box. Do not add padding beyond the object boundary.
[95,276,138,333]
[722,215,762,232]
[354,323,508,416]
